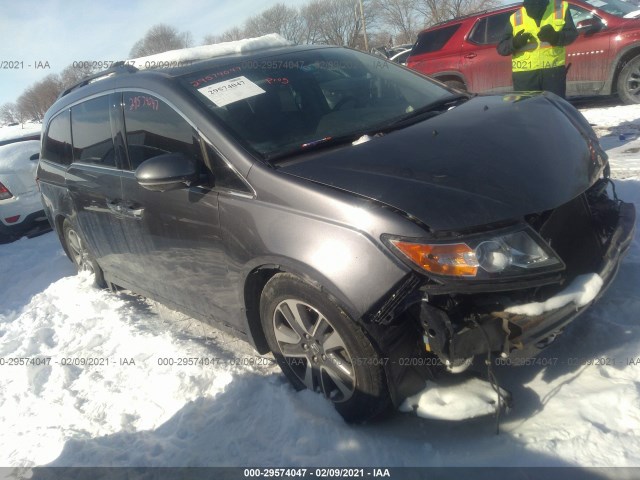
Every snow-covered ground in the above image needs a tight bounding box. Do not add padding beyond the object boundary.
[1,98,640,472]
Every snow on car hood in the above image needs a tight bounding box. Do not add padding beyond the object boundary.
[279,94,605,231]
[0,140,40,175]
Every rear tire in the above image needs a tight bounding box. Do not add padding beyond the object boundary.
[260,273,391,423]
[62,219,106,288]
[617,55,640,104]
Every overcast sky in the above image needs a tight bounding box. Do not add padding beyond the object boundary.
[0,0,310,106]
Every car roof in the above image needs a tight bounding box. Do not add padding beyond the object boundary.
[421,2,520,31]
[46,45,340,111]
[45,42,336,123]
[419,0,595,33]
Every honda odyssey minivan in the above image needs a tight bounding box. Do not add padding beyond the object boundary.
[37,37,635,422]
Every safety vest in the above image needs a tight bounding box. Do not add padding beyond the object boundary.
[509,0,568,72]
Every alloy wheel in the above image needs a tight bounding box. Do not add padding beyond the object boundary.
[66,228,95,274]
[272,299,355,402]
[623,65,640,102]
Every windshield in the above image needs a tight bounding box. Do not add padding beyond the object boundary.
[180,48,450,159]
[584,0,639,17]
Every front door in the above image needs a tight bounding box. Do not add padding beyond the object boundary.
[565,4,612,95]
[460,11,514,94]
[117,91,228,323]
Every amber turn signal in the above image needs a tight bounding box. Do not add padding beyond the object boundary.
[390,240,478,277]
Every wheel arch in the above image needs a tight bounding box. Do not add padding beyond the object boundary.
[55,214,72,261]
[242,260,363,355]
[432,72,468,89]
[606,43,640,95]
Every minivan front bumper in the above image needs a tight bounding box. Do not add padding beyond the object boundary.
[419,200,636,363]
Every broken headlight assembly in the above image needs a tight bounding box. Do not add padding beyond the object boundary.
[385,227,565,280]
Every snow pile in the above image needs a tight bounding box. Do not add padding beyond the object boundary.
[0,140,41,173]
[131,34,292,70]
[400,377,509,420]
[581,103,640,178]
[0,267,236,466]
[506,273,604,316]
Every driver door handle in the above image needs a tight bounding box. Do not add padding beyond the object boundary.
[123,202,145,219]
[106,198,125,215]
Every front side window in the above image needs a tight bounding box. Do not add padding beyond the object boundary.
[469,12,513,45]
[122,92,202,170]
[71,95,116,167]
[43,110,72,165]
[570,5,599,24]
[204,143,250,193]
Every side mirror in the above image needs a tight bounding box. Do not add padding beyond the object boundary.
[30,153,40,161]
[577,18,603,34]
[135,152,199,192]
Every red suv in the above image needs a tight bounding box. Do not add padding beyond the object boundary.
[407,0,640,103]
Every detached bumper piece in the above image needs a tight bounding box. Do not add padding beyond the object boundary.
[420,195,635,364]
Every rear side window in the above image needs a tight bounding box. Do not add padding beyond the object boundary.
[469,12,513,45]
[71,95,116,167]
[43,110,72,166]
[412,24,461,55]
[123,92,202,170]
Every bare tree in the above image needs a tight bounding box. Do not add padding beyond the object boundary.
[417,0,499,26]
[59,63,98,90]
[300,1,325,44]
[305,0,368,47]
[243,4,306,43]
[203,27,246,45]
[372,0,419,45]
[0,103,19,125]
[129,24,193,57]
[368,30,394,49]
[17,74,62,122]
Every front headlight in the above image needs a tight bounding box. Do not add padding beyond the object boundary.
[387,228,563,279]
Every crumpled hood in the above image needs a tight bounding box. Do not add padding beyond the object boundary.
[278,93,605,231]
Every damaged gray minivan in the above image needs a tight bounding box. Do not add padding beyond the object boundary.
[37,39,635,422]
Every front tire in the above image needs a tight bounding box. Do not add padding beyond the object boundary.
[63,219,106,287]
[617,56,640,104]
[260,273,390,422]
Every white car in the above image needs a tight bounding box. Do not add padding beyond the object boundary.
[0,136,50,242]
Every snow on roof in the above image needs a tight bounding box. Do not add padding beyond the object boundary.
[129,33,293,70]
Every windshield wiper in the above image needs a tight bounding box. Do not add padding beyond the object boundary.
[384,93,471,129]
[266,133,362,163]
[266,93,471,163]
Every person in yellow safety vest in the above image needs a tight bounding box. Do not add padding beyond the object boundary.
[497,0,578,98]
